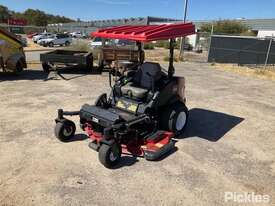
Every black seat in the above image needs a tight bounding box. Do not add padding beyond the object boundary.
[121,62,162,99]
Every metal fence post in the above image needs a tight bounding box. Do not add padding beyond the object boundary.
[179,0,189,59]
[207,24,214,53]
[264,35,273,69]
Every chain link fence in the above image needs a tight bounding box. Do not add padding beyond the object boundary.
[0,24,45,34]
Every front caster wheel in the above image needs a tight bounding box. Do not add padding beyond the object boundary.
[98,143,121,168]
[54,120,76,142]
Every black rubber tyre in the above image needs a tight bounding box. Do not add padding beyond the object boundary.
[65,41,70,46]
[98,143,121,168]
[160,102,188,134]
[49,42,54,47]
[42,62,51,73]
[54,120,76,142]
[15,61,23,73]
[97,53,104,72]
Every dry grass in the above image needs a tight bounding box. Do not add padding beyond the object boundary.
[213,63,275,81]
[145,48,207,62]
[67,39,91,52]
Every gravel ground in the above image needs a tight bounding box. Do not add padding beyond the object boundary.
[0,61,274,206]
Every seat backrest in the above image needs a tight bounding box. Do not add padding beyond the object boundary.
[133,62,162,89]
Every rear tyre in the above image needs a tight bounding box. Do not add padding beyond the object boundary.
[54,120,76,142]
[15,61,23,73]
[160,102,188,134]
[98,143,121,168]
[42,62,51,73]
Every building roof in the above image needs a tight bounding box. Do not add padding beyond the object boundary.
[92,23,195,42]
[48,17,275,32]
[193,18,275,31]
[48,16,180,28]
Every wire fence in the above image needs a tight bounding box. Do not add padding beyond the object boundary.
[0,24,45,34]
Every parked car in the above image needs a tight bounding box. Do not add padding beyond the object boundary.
[195,45,203,53]
[32,33,53,43]
[70,31,87,38]
[90,37,103,49]
[183,43,193,51]
[115,39,136,47]
[107,39,136,50]
[38,34,72,47]
[27,32,38,39]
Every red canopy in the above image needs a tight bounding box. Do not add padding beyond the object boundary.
[91,22,195,42]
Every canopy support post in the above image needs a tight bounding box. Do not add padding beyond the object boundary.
[137,41,144,64]
[168,38,175,78]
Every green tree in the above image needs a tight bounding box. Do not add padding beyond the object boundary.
[0,4,75,26]
[0,5,10,23]
[23,9,47,26]
[200,20,249,35]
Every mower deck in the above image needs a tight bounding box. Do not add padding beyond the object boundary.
[86,124,175,160]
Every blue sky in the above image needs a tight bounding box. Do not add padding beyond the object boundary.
[0,0,274,21]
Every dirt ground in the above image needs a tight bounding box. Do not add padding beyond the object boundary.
[0,61,275,206]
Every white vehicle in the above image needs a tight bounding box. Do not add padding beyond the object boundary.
[90,37,103,49]
[32,33,53,43]
[70,31,86,38]
[38,34,72,47]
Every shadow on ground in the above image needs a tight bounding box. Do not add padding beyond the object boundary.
[0,70,48,82]
[181,108,244,141]
[0,66,103,82]
[112,156,139,169]
[63,134,89,143]
[49,66,102,81]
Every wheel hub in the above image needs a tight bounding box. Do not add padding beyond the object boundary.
[109,152,117,162]
[176,112,187,131]
[63,126,72,136]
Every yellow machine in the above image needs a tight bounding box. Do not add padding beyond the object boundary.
[0,28,26,73]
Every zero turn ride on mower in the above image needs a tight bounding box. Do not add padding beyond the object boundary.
[54,23,195,168]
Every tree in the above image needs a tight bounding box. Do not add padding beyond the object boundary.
[0,5,10,23]
[200,20,249,35]
[23,9,47,26]
[0,4,75,26]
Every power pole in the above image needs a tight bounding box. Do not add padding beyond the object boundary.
[179,0,189,59]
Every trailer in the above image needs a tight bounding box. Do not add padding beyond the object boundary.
[40,50,93,73]
[97,47,144,70]
[0,28,26,73]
